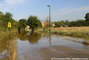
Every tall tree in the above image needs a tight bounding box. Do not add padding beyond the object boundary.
[27,16,42,31]
[5,12,12,18]
[19,19,27,27]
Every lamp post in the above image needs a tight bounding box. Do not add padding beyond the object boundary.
[48,5,51,47]
[47,5,51,37]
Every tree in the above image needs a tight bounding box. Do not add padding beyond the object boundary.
[0,11,17,29]
[85,13,89,21]
[69,20,84,27]
[27,16,42,31]
[0,12,15,27]
[0,12,3,26]
[0,12,3,16]
[19,19,27,27]
[65,20,70,26]
[54,20,65,27]
[5,12,12,18]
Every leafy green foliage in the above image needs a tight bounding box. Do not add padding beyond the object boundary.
[0,12,3,16]
[5,12,12,18]
[54,20,89,27]
[55,21,65,27]
[19,19,27,27]
[0,11,17,29]
[27,16,42,31]
[85,13,89,21]
[54,13,89,27]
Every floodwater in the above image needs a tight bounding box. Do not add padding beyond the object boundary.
[0,32,89,60]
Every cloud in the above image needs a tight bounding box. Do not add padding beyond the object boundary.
[52,6,89,21]
[0,3,2,8]
[4,0,26,5]
[0,0,28,9]
[62,6,89,15]
[30,6,89,22]
[53,6,89,16]
[0,0,29,13]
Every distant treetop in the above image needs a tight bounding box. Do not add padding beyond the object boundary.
[85,13,89,21]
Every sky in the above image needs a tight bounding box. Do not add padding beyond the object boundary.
[0,0,89,22]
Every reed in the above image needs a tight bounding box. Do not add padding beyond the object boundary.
[52,26,89,38]
[0,28,18,40]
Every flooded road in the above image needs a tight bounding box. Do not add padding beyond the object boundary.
[0,32,89,60]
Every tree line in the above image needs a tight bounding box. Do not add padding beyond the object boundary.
[0,11,89,31]
[0,11,42,32]
[54,13,89,27]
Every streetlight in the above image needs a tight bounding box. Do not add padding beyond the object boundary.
[47,5,51,37]
[47,5,51,47]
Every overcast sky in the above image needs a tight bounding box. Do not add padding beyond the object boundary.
[0,0,89,21]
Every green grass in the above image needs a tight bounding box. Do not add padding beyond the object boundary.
[0,27,18,40]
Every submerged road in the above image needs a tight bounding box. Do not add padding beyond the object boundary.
[0,33,89,60]
[22,46,89,60]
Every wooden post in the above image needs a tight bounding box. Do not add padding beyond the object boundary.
[9,28,11,40]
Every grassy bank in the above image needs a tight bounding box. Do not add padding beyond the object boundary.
[52,27,89,38]
[51,27,89,45]
[0,28,18,40]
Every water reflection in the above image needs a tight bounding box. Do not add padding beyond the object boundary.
[18,32,42,44]
[41,32,51,47]
[28,32,41,44]
[0,39,8,57]
[0,39,17,60]
[18,32,28,41]
[49,36,51,47]
[0,32,89,60]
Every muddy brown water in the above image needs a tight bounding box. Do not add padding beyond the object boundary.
[0,32,89,60]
